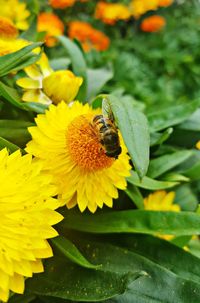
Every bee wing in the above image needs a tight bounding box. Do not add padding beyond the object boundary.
[102,98,114,121]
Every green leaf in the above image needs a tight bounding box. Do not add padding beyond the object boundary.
[0,120,33,147]
[87,68,113,99]
[0,81,27,110]
[162,173,190,182]
[147,98,200,132]
[23,102,48,114]
[175,184,198,211]
[147,150,192,179]
[127,170,178,190]
[125,183,144,209]
[178,109,200,131]
[150,127,173,146]
[58,36,87,102]
[50,58,71,70]
[25,254,143,301]
[61,209,200,236]
[8,294,36,303]
[103,95,150,178]
[51,236,100,269]
[0,42,42,76]
[183,161,200,181]
[106,234,200,285]
[0,137,23,153]
[0,82,47,113]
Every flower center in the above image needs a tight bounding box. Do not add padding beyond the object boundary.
[67,114,114,171]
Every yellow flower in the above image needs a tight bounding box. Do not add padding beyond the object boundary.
[42,70,83,104]
[0,148,63,302]
[0,37,30,56]
[130,0,159,19]
[144,190,180,240]
[26,101,131,213]
[0,16,18,39]
[196,141,200,150]
[0,0,30,30]
[16,53,83,104]
[95,2,131,25]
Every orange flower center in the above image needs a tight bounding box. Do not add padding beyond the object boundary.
[67,114,114,171]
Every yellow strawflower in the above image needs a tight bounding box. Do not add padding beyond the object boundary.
[144,190,180,240]
[26,101,131,213]
[16,53,83,105]
[0,0,30,30]
[0,148,63,302]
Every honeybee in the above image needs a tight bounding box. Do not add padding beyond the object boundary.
[92,99,121,159]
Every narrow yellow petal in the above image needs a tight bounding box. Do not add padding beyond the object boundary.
[17,78,41,89]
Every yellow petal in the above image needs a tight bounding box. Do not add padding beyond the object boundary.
[9,273,24,294]
[22,90,51,104]
[24,65,42,79]
[17,78,41,89]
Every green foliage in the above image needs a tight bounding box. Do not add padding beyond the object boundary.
[1,1,200,303]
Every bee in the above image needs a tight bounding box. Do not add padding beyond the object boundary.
[92,99,121,159]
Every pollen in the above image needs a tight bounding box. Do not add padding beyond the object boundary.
[67,114,114,171]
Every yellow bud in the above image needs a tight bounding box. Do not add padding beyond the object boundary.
[42,70,83,104]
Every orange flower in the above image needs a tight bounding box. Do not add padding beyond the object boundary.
[0,16,18,38]
[95,1,131,25]
[49,0,75,9]
[158,0,173,7]
[140,15,166,32]
[68,21,110,52]
[37,12,64,47]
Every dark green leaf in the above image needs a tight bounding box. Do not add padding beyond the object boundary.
[0,81,27,110]
[0,137,23,153]
[25,255,143,301]
[61,209,200,236]
[51,236,100,269]
[0,82,47,113]
[125,183,144,209]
